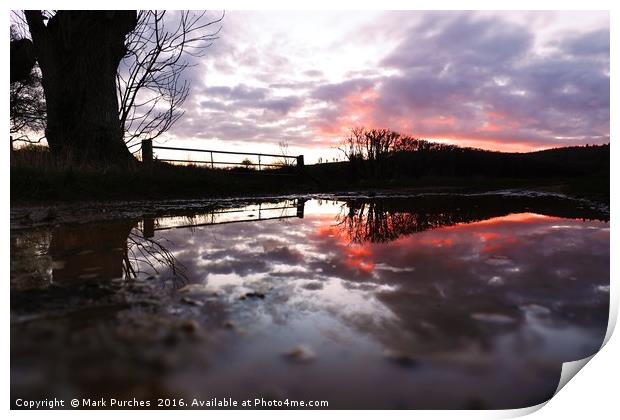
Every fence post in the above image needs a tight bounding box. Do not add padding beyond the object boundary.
[296,198,306,219]
[143,217,155,238]
[142,139,153,165]
[296,155,304,173]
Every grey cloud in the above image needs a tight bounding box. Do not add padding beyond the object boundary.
[558,28,609,57]
[312,78,376,102]
[198,100,229,111]
[260,97,303,114]
[170,11,609,150]
[207,84,268,101]
[362,12,608,146]
[382,12,533,71]
[304,69,324,78]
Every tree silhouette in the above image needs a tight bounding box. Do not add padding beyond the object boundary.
[19,10,222,162]
[240,158,254,169]
[23,11,137,161]
[10,26,46,145]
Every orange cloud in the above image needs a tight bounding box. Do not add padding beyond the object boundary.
[317,87,379,137]
[419,135,553,153]
[313,223,376,273]
[314,95,572,153]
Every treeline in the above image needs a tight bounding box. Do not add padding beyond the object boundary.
[338,127,609,180]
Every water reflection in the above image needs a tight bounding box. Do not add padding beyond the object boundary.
[11,220,188,289]
[336,194,608,244]
[10,195,609,409]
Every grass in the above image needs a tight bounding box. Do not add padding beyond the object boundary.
[11,145,313,202]
[11,145,609,203]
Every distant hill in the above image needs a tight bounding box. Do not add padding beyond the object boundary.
[386,143,610,179]
[311,144,609,179]
[303,143,609,196]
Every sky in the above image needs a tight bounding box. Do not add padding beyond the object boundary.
[158,10,610,164]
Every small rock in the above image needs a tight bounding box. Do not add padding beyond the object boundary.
[283,345,315,363]
[223,320,235,329]
[180,297,204,306]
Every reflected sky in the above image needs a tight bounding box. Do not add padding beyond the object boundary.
[10,196,609,409]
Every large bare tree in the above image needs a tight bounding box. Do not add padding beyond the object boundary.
[17,10,223,162]
[24,10,138,161]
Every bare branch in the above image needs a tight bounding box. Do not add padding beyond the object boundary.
[10,25,46,142]
[118,10,224,150]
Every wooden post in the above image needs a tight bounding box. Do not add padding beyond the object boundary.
[296,199,305,219]
[143,217,155,238]
[142,139,153,165]
[296,155,304,173]
[258,155,261,171]
[210,151,214,169]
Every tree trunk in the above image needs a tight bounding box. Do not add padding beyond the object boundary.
[49,220,135,285]
[25,11,137,163]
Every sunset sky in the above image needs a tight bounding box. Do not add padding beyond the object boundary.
[161,10,610,163]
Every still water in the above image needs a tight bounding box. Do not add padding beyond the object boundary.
[11,194,609,409]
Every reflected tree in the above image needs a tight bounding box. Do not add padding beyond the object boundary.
[335,195,609,244]
[336,199,467,244]
[124,228,187,288]
[44,220,186,288]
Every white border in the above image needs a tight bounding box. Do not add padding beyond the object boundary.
[3,1,616,419]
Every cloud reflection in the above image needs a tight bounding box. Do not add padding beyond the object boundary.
[11,195,610,408]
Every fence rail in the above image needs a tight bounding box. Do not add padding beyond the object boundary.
[142,199,306,237]
[141,139,304,171]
